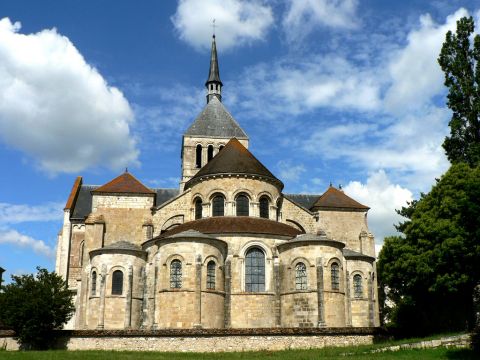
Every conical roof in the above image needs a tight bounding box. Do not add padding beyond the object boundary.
[311,186,369,211]
[93,171,154,195]
[184,96,248,138]
[185,138,282,189]
[206,35,222,85]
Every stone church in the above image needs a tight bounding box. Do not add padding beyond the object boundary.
[55,36,380,330]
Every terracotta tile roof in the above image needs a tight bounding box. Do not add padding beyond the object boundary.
[311,186,369,211]
[64,176,83,210]
[155,216,302,239]
[185,138,282,189]
[92,172,155,195]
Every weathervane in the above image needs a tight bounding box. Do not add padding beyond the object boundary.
[212,18,217,37]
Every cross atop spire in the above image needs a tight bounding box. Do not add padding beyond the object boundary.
[205,32,222,103]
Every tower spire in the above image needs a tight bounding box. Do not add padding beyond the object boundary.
[205,30,223,103]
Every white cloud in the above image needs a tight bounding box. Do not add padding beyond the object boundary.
[0,18,139,174]
[171,0,274,51]
[384,8,469,113]
[283,0,359,42]
[0,202,63,224]
[0,228,54,258]
[277,160,306,183]
[344,170,413,247]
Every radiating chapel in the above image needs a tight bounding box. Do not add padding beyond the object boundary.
[56,36,380,330]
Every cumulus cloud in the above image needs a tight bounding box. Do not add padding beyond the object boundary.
[0,18,139,174]
[277,160,306,183]
[283,0,359,42]
[0,228,54,258]
[344,170,413,245]
[384,8,469,113]
[171,0,274,51]
[0,202,63,224]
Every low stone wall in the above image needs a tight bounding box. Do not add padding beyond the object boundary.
[0,328,378,352]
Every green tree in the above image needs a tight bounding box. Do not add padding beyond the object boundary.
[378,163,480,336]
[0,267,74,350]
[438,16,480,166]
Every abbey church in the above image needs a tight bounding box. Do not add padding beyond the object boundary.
[55,36,380,330]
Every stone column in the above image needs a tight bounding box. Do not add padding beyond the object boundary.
[316,257,326,327]
[97,265,107,329]
[345,271,352,327]
[140,266,148,328]
[202,203,210,218]
[251,202,259,217]
[368,272,374,327]
[194,255,202,328]
[152,261,159,329]
[226,201,234,216]
[273,257,281,327]
[124,265,133,329]
[224,258,232,328]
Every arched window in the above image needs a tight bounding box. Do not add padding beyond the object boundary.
[210,84,213,90]
[206,261,216,290]
[353,274,363,298]
[212,195,225,217]
[111,270,123,295]
[91,271,97,295]
[236,194,249,216]
[207,145,214,162]
[259,196,269,219]
[196,144,202,168]
[276,200,281,221]
[331,262,340,291]
[219,145,224,151]
[295,262,307,290]
[216,84,219,90]
[245,248,265,292]
[79,241,84,266]
[195,198,203,220]
[170,260,182,289]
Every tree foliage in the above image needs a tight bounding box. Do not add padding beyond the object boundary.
[0,267,74,350]
[378,163,480,336]
[438,16,480,166]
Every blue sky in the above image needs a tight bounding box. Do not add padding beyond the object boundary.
[0,0,478,283]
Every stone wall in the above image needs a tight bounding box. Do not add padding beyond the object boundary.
[0,328,378,352]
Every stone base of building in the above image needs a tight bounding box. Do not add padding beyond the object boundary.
[1,328,380,352]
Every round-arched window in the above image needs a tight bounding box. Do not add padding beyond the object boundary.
[194,198,203,220]
[245,247,265,292]
[212,195,225,217]
[259,196,269,219]
[111,270,123,295]
[236,194,249,216]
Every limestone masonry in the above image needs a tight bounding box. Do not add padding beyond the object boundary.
[55,35,380,331]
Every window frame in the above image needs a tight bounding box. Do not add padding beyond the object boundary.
[170,259,182,289]
[206,260,216,290]
[91,271,97,296]
[245,247,265,292]
[353,274,363,298]
[295,262,307,290]
[111,270,123,295]
[212,194,225,217]
[194,197,203,220]
[236,193,249,216]
[259,196,269,219]
[331,262,340,291]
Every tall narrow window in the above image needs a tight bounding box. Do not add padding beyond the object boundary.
[331,262,340,291]
[196,144,202,168]
[195,198,203,220]
[245,248,265,292]
[276,200,281,221]
[206,261,216,290]
[207,145,214,162]
[295,262,307,290]
[259,196,269,219]
[91,271,97,295]
[212,195,225,217]
[236,194,249,216]
[79,241,84,266]
[111,270,123,295]
[353,274,363,298]
[219,145,224,151]
[170,260,182,289]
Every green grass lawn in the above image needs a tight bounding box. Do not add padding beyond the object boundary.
[0,346,476,360]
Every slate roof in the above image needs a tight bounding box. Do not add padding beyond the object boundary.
[343,248,375,262]
[164,229,219,241]
[102,241,143,251]
[311,186,369,211]
[206,35,222,85]
[284,194,320,211]
[184,97,248,139]
[185,138,282,189]
[155,216,302,239]
[93,172,155,195]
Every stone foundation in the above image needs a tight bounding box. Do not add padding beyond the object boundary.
[0,328,378,352]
